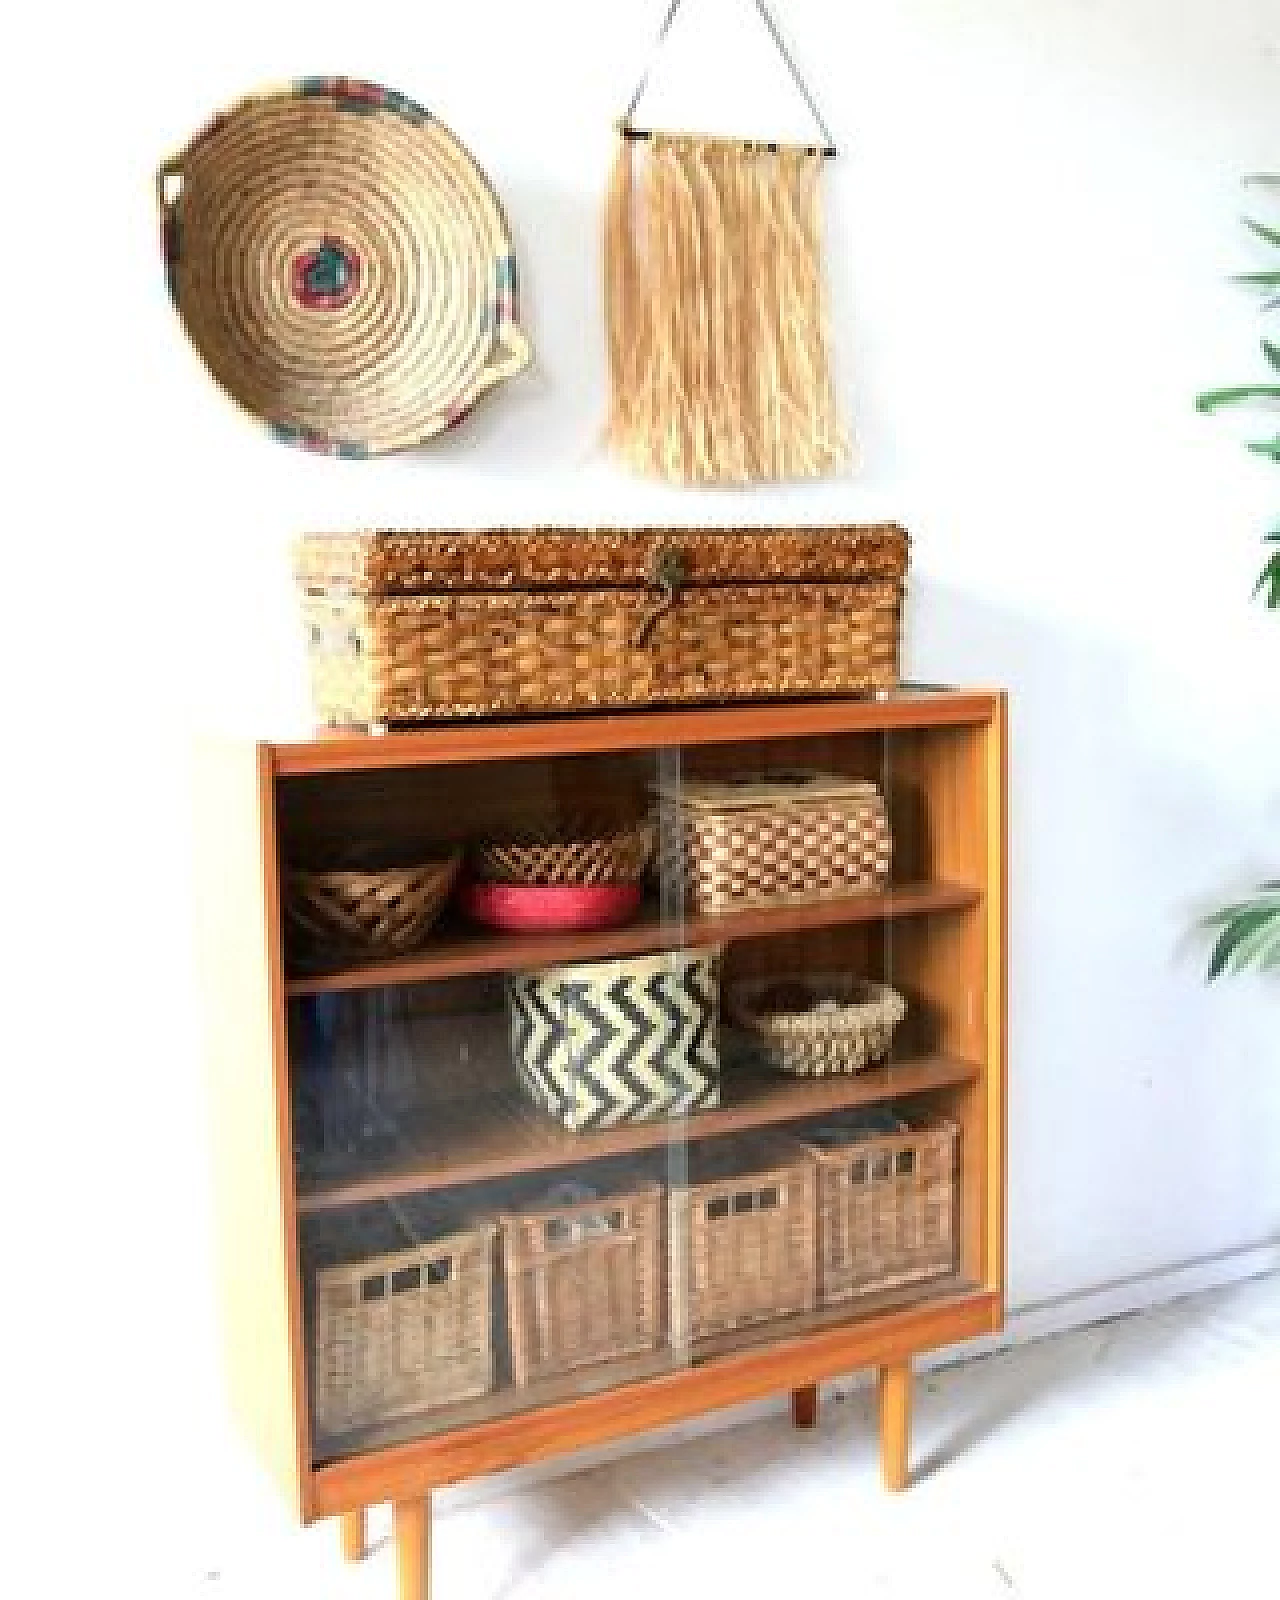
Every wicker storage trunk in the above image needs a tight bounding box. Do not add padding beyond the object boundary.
[295,526,907,725]
[669,1136,818,1346]
[655,770,892,915]
[800,1113,958,1306]
[305,1198,496,1439]
[501,1177,664,1386]
[507,948,721,1132]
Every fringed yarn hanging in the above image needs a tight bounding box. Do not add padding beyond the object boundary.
[603,1,849,485]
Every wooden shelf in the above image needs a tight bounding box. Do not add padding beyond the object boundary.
[296,1051,980,1214]
[285,880,981,997]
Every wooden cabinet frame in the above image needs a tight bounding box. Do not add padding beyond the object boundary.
[198,690,1007,1598]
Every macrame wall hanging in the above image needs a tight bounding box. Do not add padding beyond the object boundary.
[604,0,848,486]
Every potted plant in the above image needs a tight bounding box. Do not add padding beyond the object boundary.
[1197,174,1279,976]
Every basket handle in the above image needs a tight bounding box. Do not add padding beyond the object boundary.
[475,319,531,398]
[155,157,184,216]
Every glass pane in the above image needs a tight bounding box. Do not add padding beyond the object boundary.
[283,720,981,1468]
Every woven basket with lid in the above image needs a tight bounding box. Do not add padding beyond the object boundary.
[158,79,529,455]
[296,525,907,725]
[655,769,893,915]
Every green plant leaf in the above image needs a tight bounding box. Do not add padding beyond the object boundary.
[1263,340,1280,373]
[1247,435,1280,459]
[1232,270,1280,288]
[1256,544,1280,606]
[1242,216,1280,250]
[1196,385,1280,412]
[1207,897,1280,978]
[1230,913,1280,972]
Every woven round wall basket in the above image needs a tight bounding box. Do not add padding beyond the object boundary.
[157,79,530,456]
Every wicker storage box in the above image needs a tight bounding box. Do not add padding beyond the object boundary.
[295,526,907,725]
[655,771,892,915]
[501,1176,664,1386]
[506,948,721,1132]
[801,1113,958,1306]
[669,1136,818,1346]
[305,1198,496,1439]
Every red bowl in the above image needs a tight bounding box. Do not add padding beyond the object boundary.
[459,880,643,933]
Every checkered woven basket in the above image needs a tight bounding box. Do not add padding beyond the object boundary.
[655,770,892,914]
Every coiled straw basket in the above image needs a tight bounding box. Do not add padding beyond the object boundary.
[157,79,529,455]
[728,973,906,1077]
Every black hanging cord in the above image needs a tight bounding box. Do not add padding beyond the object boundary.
[620,0,838,159]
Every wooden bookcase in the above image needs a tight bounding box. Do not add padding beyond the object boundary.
[197,689,1007,1599]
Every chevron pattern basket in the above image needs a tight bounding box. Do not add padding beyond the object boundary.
[506,949,721,1131]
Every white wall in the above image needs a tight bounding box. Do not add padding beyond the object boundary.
[7,0,1278,1584]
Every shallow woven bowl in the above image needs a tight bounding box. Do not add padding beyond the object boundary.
[727,973,906,1077]
[460,880,643,933]
[158,79,529,455]
[283,851,462,967]
[472,820,656,887]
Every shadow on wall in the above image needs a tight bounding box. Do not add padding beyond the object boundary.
[905,575,1280,1301]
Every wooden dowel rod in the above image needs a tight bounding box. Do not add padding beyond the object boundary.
[619,125,837,158]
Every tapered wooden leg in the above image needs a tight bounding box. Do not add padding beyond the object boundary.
[394,1496,430,1600]
[878,1361,912,1492]
[790,1383,819,1428]
[340,1508,366,1563]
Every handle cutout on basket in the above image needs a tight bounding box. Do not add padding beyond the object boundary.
[476,319,531,396]
[544,1209,624,1247]
[156,162,184,212]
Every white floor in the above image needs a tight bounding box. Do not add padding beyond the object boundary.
[196,1271,1280,1599]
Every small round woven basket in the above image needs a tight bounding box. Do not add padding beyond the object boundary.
[283,851,462,967]
[727,973,906,1077]
[472,820,656,887]
[158,79,529,455]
